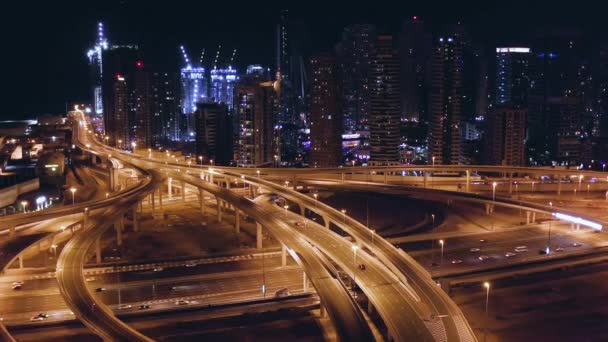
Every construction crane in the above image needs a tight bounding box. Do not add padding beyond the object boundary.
[199,48,206,66]
[179,45,191,68]
[213,45,221,69]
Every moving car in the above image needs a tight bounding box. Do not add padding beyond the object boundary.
[30,313,48,321]
[505,252,517,257]
[451,259,463,264]
[176,300,190,305]
[469,248,481,252]
[572,242,582,247]
[358,264,366,270]
[139,304,150,310]
[275,288,290,298]
[95,287,106,292]
[153,267,164,272]
[118,304,132,310]
[12,281,23,290]
[478,255,490,261]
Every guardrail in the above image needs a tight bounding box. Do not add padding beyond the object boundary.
[0,178,40,209]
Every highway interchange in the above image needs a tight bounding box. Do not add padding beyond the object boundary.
[2,111,608,341]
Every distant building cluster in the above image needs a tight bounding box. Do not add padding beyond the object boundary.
[86,13,608,168]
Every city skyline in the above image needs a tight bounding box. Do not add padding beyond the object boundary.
[1,1,604,118]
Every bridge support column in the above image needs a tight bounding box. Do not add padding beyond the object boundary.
[199,190,206,215]
[526,211,531,225]
[256,223,263,249]
[109,167,118,192]
[531,212,536,223]
[484,203,491,215]
[282,244,287,267]
[216,197,222,223]
[303,272,308,292]
[465,170,471,192]
[95,237,102,264]
[132,207,139,232]
[249,185,254,198]
[150,192,156,213]
[557,175,562,195]
[18,255,23,269]
[181,181,186,201]
[168,177,173,200]
[423,171,428,188]
[508,173,513,194]
[9,225,15,238]
[319,304,327,318]
[158,187,163,209]
[116,219,124,246]
[576,224,580,231]
[384,172,388,184]
[235,210,240,234]
[209,173,214,184]
[323,217,330,229]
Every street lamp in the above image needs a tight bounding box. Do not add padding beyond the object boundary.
[51,244,58,257]
[439,239,445,265]
[20,200,28,213]
[199,156,203,166]
[483,282,491,315]
[603,163,606,172]
[283,204,289,217]
[352,245,359,294]
[341,209,347,225]
[131,141,137,150]
[547,202,553,254]
[70,187,77,205]
[492,182,497,202]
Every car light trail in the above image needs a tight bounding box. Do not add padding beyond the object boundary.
[552,212,603,230]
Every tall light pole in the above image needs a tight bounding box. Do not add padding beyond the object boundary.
[439,239,445,265]
[313,193,318,209]
[431,156,435,188]
[352,245,359,294]
[492,182,497,202]
[199,156,203,166]
[283,204,289,218]
[341,209,347,225]
[20,200,28,213]
[483,282,490,315]
[70,187,77,205]
[547,202,553,254]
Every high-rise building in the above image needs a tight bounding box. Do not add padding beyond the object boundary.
[210,67,238,108]
[428,34,465,165]
[133,65,152,148]
[309,55,343,167]
[235,79,278,167]
[111,75,130,150]
[484,106,526,166]
[194,102,233,166]
[86,23,109,122]
[337,24,376,133]
[369,36,401,164]
[151,71,181,147]
[179,46,207,141]
[495,47,530,106]
[399,16,432,123]
[101,45,144,148]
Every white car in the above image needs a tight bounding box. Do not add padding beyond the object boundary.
[572,242,582,247]
[469,248,481,252]
[176,300,190,306]
[478,255,490,261]
[451,259,463,264]
[118,304,132,310]
[505,252,517,257]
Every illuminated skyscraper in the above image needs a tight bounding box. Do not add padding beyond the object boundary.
[310,55,343,167]
[151,72,181,146]
[495,47,530,106]
[180,45,207,141]
[87,22,109,120]
[428,32,465,165]
[369,36,401,164]
[210,66,238,108]
[235,79,278,167]
[337,24,376,133]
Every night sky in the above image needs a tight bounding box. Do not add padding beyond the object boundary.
[0,0,603,120]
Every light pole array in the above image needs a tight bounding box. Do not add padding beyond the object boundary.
[70,187,77,205]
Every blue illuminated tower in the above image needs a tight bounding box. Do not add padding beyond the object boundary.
[86,23,109,121]
[210,66,238,108]
[180,45,207,141]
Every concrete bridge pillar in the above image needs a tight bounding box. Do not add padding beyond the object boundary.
[557,175,562,195]
[508,173,513,194]
[199,191,206,215]
[484,203,491,215]
[116,218,124,246]
[158,187,163,209]
[209,173,214,184]
[320,304,327,318]
[423,171,428,188]
[168,177,173,200]
[531,212,536,223]
[384,172,388,184]
[150,192,156,214]
[576,224,580,231]
[323,217,330,229]
[216,197,222,223]
[282,244,287,267]
[303,272,308,292]
[465,170,471,192]
[95,237,102,264]
[526,211,531,225]
[341,173,345,183]
[18,255,23,269]
[132,207,139,232]
[256,223,263,249]
[181,181,186,201]
[249,185,254,198]
[235,210,240,234]
[109,167,118,192]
